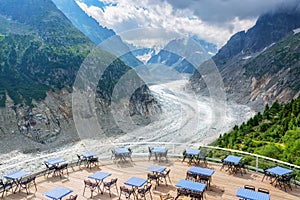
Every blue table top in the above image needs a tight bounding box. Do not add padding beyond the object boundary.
[114,148,130,154]
[4,170,29,180]
[146,165,166,173]
[224,155,242,164]
[267,166,293,176]
[45,186,73,200]
[188,166,215,177]
[124,177,147,187]
[45,158,65,166]
[152,147,167,153]
[176,179,206,193]
[236,187,270,200]
[186,149,200,156]
[88,171,111,181]
[82,152,96,158]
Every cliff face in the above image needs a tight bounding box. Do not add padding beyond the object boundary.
[189,4,300,111]
[52,0,142,68]
[0,0,161,146]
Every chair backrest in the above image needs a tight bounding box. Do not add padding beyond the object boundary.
[148,173,158,180]
[44,162,51,169]
[88,157,98,162]
[24,176,36,184]
[148,147,152,153]
[160,193,174,200]
[84,179,92,187]
[58,163,68,170]
[244,185,255,190]
[258,188,269,194]
[190,191,203,199]
[67,194,78,200]
[120,186,133,194]
[287,173,296,180]
[111,178,118,186]
[0,179,4,187]
[182,150,186,156]
[186,171,197,180]
[165,169,171,176]
[177,188,189,196]
[146,184,152,192]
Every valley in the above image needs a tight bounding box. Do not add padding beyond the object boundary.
[0,78,254,173]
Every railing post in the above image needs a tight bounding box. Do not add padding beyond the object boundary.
[256,156,259,172]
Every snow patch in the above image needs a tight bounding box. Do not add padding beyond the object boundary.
[136,51,154,63]
[293,28,300,34]
[242,56,252,60]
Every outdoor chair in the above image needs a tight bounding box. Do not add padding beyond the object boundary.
[66,194,78,200]
[54,163,68,177]
[244,185,255,191]
[185,171,198,182]
[148,147,153,160]
[257,188,269,194]
[127,148,133,161]
[158,169,171,185]
[76,154,87,167]
[44,162,56,177]
[276,173,296,191]
[0,179,13,198]
[83,179,98,198]
[111,150,116,160]
[87,157,98,169]
[159,149,168,161]
[137,184,152,200]
[112,150,124,162]
[103,178,118,197]
[175,188,190,200]
[147,173,160,187]
[261,168,274,182]
[199,175,210,187]
[20,176,37,194]
[234,162,246,176]
[220,158,228,171]
[119,185,135,199]
[198,149,208,167]
[189,191,204,200]
[182,150,187,162]
[160,193,174,200]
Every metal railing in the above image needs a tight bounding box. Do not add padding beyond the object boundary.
[0,142,299,183]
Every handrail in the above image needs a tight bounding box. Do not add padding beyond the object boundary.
[0,142,299,176]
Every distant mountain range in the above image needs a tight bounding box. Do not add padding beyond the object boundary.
[147,36,217,74]
[189,2,300,111]
[58,0,217,74]
[52,0,142,67]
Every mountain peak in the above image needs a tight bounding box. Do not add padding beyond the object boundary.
[215,2,300,66]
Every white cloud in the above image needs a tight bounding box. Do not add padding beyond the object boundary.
[76,0,258,48]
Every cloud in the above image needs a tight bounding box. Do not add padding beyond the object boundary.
[76,0,298,48]
[165,0,298,24]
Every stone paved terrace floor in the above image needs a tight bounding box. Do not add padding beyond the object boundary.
[3,158,300,199]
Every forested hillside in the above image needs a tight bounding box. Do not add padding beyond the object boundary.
[214,96,300,165]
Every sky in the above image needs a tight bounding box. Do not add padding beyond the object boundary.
[76,0,297,49]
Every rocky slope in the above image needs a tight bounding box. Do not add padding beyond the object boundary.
[52,0,142,68]
[189,3,300,111]
[0,0,160,148]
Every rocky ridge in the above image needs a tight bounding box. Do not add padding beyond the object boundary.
[189,3,300,111]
